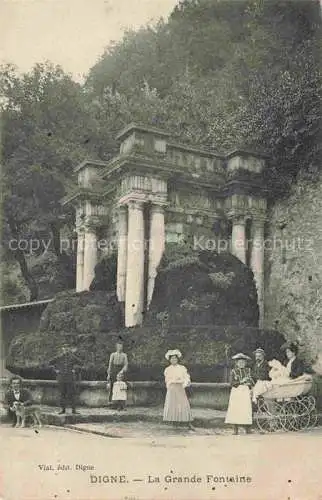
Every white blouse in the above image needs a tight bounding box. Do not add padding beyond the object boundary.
[286,356,296,376]
[164,364,191,389]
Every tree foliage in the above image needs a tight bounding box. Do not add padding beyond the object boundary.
[1,63,91,302]
[1,0,321,304]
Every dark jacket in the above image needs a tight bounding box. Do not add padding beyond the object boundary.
[252,360,270,382]
[49,352,82,383]
[4,388,33,408]
[289,357,305,379]
[230,367,254,388]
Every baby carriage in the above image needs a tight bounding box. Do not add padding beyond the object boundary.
[255,376,317,432]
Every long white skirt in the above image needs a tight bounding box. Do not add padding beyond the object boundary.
[163,383,192,422]
[225,385,252,425]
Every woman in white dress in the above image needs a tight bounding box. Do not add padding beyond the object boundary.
[163,349,194,429]
[225,353,254,435]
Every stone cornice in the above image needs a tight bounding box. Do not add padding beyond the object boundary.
[166,206,221,219]
[73,159,108,173]
[101,153,226,192]
[223,179,268,198]
[225,148,269,160]
[115,122,172,141]
[167,141,224,160]
[61,188,105,206]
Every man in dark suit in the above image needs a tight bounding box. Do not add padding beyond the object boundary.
[4,376,33,426]
[252,348,270,382]
[49,344,82,415]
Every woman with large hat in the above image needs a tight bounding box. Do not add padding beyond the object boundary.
[163,349,194,429]
[225,353,254,435]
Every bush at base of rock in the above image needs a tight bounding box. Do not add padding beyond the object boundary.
[7,322,286,381]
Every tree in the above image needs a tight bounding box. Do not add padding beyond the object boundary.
[1,63,91,300]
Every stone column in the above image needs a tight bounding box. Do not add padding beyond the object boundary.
[147,203,165,307]
[231,215,247,264]
[125,200,145,327]
[116,205,128,303]
[76,229,85,292]
[250,217,265,328]
[83,228,98,290]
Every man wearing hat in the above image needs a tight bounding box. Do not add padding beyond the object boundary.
[253,348,270,383]
[49,344,82,415]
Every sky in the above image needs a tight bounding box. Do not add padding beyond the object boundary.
[0,0,178,81]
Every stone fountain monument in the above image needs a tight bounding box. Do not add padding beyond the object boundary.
[63,123,268,329]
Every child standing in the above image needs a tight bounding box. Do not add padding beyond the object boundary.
[111,372,127,411]
[225,353,254,435]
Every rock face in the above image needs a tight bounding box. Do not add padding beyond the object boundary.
[7,246,286,380]
[265,177,322,362]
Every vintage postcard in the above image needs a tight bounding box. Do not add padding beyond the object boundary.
[0,0,322,499]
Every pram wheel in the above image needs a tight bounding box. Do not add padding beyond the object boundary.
[301,395,318,427]
[282,400,310,431]
[256,399,286,433]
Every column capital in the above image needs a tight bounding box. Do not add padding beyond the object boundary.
[83,218,99,232]
[118,204,128,214]
[150,202,167,214]
[75,223,85,233]
[127,199,145,211]
[229,212,247,225]
[118,192,147,207]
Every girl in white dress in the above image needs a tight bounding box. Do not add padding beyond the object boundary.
[163,349,194,429]
[111,372,127,410]
[225,353,254,434]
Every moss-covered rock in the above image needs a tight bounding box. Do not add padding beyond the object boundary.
[146,246,259,327]
[7,246,285,381]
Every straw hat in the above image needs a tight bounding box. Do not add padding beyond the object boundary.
[231,353,251,361]
[165,349,182,361]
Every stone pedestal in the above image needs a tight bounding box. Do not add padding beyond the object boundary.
[147,204,165,307]
[231,215,246,264]
[125,200,145,327]
[250,218,265,328]
[76,230,85,292]
[116,205,128,303]
[83,229,98,290]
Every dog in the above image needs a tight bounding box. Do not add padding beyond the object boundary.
[11,401,42,428]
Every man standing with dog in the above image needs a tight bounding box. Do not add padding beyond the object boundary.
[49,344,82,415]
[4,376,33,426]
